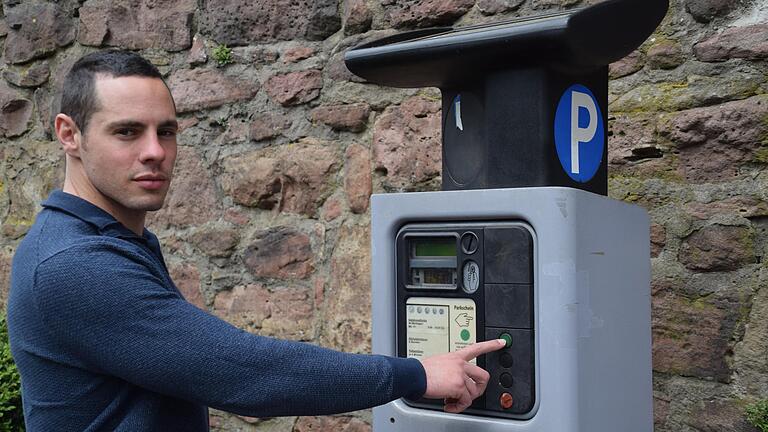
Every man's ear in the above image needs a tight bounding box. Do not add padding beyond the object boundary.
[55,114,82,158]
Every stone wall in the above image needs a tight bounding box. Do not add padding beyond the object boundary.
[0,0,766,430]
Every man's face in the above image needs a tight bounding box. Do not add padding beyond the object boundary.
[78,75,178,217]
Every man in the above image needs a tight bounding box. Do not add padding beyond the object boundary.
[7,50,504,431]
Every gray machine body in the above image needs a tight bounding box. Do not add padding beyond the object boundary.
[371,187,651,432]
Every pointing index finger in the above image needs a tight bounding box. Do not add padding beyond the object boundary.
[457,339,506,361]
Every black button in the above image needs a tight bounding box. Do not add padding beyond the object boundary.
[500,372,514,388]
[499,352,514,368]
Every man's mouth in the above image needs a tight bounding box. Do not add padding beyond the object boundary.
[133,174,168,191]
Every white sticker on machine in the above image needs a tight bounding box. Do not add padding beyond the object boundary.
[406,297,477,364]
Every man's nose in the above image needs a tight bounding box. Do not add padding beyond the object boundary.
[138,131,166,163]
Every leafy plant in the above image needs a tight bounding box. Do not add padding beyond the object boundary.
[0,313,24,431]
[212,44,233,67]
[747,399,768,432]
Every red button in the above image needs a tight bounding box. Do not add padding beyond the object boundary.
[500,392,514,409]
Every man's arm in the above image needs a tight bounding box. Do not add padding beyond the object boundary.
[34,240,425,417]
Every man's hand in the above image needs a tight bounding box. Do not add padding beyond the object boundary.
[419,339,506,413]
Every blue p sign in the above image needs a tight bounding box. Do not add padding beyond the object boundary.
[554,84,604,183]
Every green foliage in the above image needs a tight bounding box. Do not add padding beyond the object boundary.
[212,44,233,67]
[747,399,768,432]
[0,313,24,431]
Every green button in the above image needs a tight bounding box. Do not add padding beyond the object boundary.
[460,329,471,341]
[500,333,512,348]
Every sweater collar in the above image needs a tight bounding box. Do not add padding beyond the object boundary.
[41,190,152,241]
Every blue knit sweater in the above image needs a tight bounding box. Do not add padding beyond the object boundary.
[7,191,426,431]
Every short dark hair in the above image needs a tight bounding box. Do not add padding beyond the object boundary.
[60,50,168,134]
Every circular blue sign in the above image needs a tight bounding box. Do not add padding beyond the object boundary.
[553,84,605,183]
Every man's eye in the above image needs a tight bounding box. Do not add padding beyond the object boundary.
[115,128,136,137]
[159,129,177,138]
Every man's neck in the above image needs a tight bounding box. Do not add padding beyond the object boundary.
[62,177,146,236]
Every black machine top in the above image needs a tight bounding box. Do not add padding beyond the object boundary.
[345,0,669,88]
[344,0,669,194]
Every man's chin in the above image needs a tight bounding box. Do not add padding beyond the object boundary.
[143,203,165,212]
[131,196,168,212]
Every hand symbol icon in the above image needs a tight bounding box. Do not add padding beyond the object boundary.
[454,313,473,327]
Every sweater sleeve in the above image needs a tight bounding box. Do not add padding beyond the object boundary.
[33,239,426,417]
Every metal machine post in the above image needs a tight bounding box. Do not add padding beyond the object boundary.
[346,1,668,430]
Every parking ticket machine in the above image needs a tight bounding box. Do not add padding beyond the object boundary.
[345,0,668,431]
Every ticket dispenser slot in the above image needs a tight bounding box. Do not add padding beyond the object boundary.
[396,222,535,418]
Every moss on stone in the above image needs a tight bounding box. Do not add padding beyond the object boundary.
[690,297,713,312]
[2,217,33,228]
[753,146,768,164]
[416,90,441,102]
[740,227,757,259]
[609,174,645,192]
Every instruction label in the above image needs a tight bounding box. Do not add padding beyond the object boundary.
[406,297,477,364]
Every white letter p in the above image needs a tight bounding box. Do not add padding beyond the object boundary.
[570,91,598,175]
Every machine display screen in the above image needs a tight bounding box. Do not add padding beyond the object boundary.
[412,237,456,257]
[407,236,458,289]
